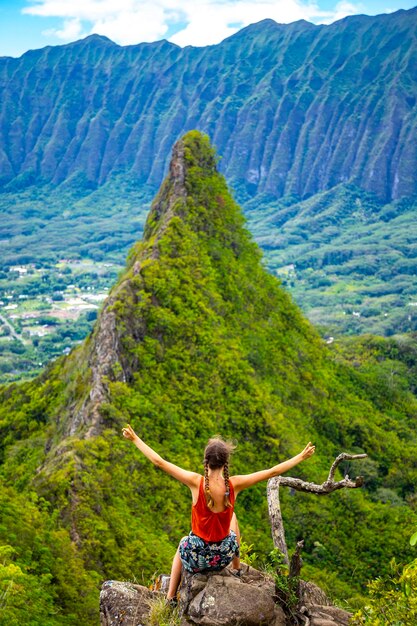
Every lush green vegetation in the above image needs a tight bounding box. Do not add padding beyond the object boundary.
[352,556,417,625]
[0,132,416,624]
[0,483,99,625]
[352,528,417,625]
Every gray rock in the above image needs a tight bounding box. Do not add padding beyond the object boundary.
[178,564,275,613]
[186,574,276,625]
[306,604,351,626]
[100,580,153,626]
[99,565,351,626]
[299,580,333,607]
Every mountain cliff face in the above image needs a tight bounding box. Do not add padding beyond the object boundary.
[1,8,417,202]
[0,132,416,624]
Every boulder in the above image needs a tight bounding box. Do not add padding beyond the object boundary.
[299,581,333,607]
[100,580,153,626]
[297,580,351,626]
[99,564,351,626]
[181,566,284,625]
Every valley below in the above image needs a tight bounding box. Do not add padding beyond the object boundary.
[1,180,416,383]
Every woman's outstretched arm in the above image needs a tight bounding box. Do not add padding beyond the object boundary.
[122,424,200,491]
[231,442,315,495]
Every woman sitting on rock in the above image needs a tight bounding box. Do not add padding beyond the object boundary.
[122,425,315,601]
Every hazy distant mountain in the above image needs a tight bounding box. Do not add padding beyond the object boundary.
[1,8,416,202]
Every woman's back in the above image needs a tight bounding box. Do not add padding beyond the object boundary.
[191,476,235,542]
[205,476,229,512]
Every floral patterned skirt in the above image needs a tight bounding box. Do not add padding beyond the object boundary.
[178,531,239,573]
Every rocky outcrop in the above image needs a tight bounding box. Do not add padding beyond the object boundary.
[1,8,417,202]
[69,300,125,438]
[99,565,351,626]
[100,580,154,625]
[178,565,285,625]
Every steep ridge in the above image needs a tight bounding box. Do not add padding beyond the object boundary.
[0,133,416,624]
[1,8,417,201]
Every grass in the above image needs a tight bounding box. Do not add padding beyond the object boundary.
[146,595,181,626]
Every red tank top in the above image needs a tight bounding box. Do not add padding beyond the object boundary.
[191,476,235,542]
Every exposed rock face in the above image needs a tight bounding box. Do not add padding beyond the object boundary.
[64,135,193,438]
[70,302,125,438]
[298,581,351,626]
[1,8,417,202]
[99,565,351,626]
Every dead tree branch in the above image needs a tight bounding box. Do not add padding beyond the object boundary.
[267,452,367,563]
[267,477,289,562]
[289,540,304,579]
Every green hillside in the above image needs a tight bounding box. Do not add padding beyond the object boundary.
[0,132,416,624]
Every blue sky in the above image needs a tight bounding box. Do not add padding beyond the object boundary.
[1,0,416,58]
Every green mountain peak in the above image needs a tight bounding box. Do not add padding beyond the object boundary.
[130,131,248,267]
[62,130,261,437]
[142,131,223,243]
[74,131,288,435]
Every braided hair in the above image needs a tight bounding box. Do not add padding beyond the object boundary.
[203,436,235,509]
[204,461,215,509]
[223,460,231,508]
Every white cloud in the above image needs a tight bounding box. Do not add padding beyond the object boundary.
[43,18,83,40]
[319,1,364,23]
[22,0,367,47]
[170,0,321,47]
[92,8,169,43]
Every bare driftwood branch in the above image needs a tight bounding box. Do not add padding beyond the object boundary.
[267,477,289,563]
[326,452,367,484]
[267,452,368,559]
[274,452,367,495]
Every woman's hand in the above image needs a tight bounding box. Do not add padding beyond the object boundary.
[122,424,137,442]
[120,425,200,491]
[300,442,315,460]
